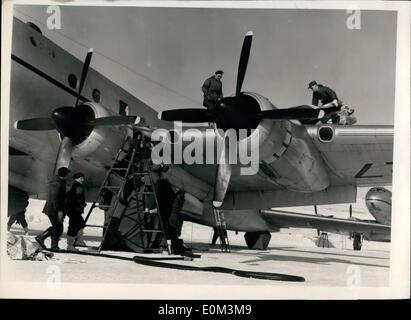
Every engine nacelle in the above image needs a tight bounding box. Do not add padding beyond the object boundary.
[154,92,329,192]
[71,102,132,168]
[234,92,330,192]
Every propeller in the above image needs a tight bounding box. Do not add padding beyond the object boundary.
[14,49,138,174]
[159,31,335,208]
[159,109,213,123]
[74,48,93,107]
[256,107,325,120]
[213,132,236,208]
[236,31,253,96]
[14,118,56,131]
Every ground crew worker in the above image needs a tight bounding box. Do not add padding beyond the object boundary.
[7,211,29,235]
[202,70,224,111]
[157,179,192,256]
[7,186,29,235]
[35,167,70,251]
[308,80,342,124]
[66,172,87,251]
[338,105,357,125]
[168,187,189,255]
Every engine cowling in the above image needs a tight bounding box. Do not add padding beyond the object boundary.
[71,102,132,167]
[216,92,330,192]
[154,92,330,193]
[365,187,391,225]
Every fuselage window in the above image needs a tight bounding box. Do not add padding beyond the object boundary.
[30,36,39,47]
[68,74,78,89]
[119,100,128,116]
[92,89,101,103]
[27,22,42,34]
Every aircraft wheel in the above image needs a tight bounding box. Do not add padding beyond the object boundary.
[353,233,363,251]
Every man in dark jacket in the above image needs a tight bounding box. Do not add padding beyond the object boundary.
[156,179,192,256]
[308,80,342,124]
[202,70,224,111]
[66,172,87,250]
[35,167,70,251]
[7,186,29,235]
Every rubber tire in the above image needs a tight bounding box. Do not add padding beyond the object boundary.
[244,231,271,250]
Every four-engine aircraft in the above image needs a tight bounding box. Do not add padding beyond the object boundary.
[8,18,392,250]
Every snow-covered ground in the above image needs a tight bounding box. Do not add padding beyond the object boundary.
[3,187,390,298]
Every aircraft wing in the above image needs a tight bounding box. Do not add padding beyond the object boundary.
[306,125,393,187]
[260,209,390,234]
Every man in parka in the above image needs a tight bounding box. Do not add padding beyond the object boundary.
[35,167,70,251]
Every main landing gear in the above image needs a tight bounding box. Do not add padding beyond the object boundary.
[244,231,271,250]
[352,233,363,251]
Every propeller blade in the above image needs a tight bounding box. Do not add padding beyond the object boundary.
[92,115,140,127]
[53,136,73,175]
[14,118,56,131]
[213,133,236,208]
[236,31,253,96]
[158,109,213,122]
[74,48,93,107]
[134,126,156,139]
[256,106,325,121]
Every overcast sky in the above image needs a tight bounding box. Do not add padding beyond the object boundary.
[14,5,397,125]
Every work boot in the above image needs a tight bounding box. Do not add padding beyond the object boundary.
[171,238,193,257]
[75,229,87,247]
[35,229,51,249]
[50,239,60,252]
[66,236,79,251]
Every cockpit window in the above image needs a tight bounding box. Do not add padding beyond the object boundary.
[30,36,39,47]
[27,22,42,34]
[68,74,78,89]
[119,100,128,116]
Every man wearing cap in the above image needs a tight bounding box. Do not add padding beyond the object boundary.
[65,172,87,251]
[202,70,224,111]
[35,167,70,251]
[308,80,342,124]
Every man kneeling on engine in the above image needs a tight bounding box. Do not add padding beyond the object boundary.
[66,172,87,251]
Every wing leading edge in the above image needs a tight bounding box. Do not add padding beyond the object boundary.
[260,209,390,234]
